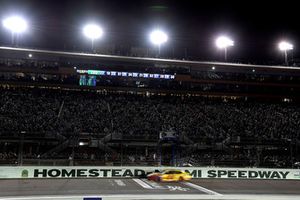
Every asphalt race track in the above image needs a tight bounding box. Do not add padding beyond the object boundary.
[0,178,300,200]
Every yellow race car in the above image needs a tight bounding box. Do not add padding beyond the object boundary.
[147,169,192,182]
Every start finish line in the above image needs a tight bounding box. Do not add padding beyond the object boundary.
[0,166,299,180]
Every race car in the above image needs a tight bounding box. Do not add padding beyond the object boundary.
[147,169,192,182]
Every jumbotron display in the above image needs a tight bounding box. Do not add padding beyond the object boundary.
[76,69,176,79]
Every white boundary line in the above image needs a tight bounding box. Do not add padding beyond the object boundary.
[132,178,153,189]
[1,194,300,200]
[141,179,166,189]
[114,179,126,186]
[183,182,222,196]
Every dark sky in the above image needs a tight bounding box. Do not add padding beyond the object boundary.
[0,0,299,64]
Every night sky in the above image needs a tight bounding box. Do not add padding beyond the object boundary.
[0,0,299,64]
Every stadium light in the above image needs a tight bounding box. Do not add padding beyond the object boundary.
[83,24,103,51]
[216,36,234,61]
[79,142,85,146]
[278,41,293,65]
[150,30,168,56]
[2,16,28,45]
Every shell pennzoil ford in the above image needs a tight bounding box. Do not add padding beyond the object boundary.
[147,169,192,182]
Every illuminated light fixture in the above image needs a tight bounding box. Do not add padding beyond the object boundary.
[216,36,234,61]
[28,54,32,58]
[79,142,85,146]
[83,24,103,40]
[150,30,168,56]
[3,16,28,45]
[216,36,234,49]
[150,30,168,45]
[212,66,216,70]
[278,41,293,51]
[83,24,103,51]
[278,41,293,65]
[2,16,28,33]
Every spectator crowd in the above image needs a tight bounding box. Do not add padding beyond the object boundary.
[0,86,300,167]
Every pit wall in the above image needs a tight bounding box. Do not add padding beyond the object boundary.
[0,166,300,180]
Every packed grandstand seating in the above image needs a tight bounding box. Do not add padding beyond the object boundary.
[0,86,299,167]
[1,86,300,139]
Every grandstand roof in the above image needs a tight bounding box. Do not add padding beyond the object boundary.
[1,46,300,73]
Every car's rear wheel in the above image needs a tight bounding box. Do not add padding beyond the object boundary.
[179,176,184,181]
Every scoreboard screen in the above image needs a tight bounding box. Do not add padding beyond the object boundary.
[77,69,175,80]
[79,75,96,86]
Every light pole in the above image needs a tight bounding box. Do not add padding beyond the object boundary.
[216,36,234,61]
[150,30,168,57]
[83,24,103,52]
[2,16,28,46]
[278,41,293,65]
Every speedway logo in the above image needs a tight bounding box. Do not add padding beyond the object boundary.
[31,168,290,180]
[0,167,297,180]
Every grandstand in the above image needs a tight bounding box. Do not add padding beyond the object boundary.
[0,46,300,168]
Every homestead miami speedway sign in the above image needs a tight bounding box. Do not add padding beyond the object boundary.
[0,166,300,180]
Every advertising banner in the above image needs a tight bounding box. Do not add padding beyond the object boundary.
[0,166,300,180]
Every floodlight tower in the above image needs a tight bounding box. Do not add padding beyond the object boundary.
[278,41,293,65]
[150,30,168,57]
[83,24,103,52]
[216,36,234,61]
[2,16,28,46]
